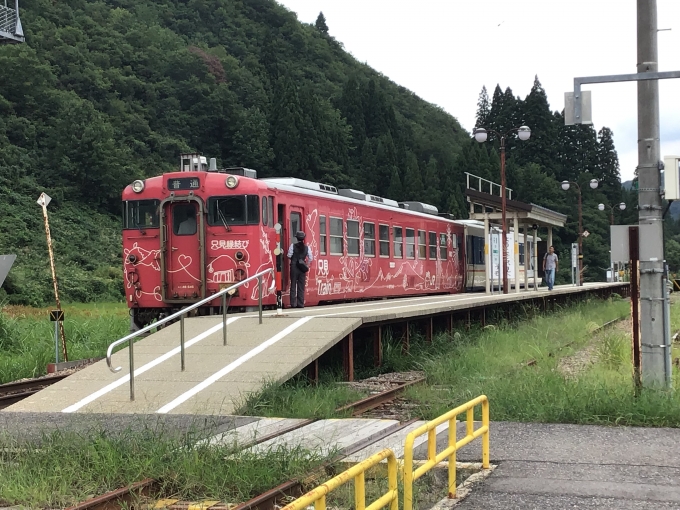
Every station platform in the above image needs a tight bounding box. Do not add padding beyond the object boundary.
[3,282,627,415]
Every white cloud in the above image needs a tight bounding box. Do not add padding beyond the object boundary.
[277,0,680,181]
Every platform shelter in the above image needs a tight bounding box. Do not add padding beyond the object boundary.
[464,173,567,294]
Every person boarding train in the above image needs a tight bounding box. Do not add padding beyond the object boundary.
[287,231,313,308]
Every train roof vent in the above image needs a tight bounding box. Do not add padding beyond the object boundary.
[438,212,455,220]
[338,189,366,201]
[261,177,338,194]
[366,194,400,208]
[399,201,439,215]
[223,167,258,179]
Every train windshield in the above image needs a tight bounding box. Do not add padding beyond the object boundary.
[124,200,160,229]
[207,195,259,227]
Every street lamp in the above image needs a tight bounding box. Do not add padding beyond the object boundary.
[598,202,626,225]
[474,125,531,294]
[561,178,599,286]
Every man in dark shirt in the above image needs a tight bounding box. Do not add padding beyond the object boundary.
[287,231,313,308]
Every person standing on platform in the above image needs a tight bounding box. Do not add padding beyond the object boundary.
[543,245,558,291]
[287,231,313,308]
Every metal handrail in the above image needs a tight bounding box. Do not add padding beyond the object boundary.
[107,268,274,401]
[403,395,489,510]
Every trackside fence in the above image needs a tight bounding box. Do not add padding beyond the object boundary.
[280,448,398,510]
[403,395,489,510]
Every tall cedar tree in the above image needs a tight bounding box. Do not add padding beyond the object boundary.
[315,12,329,35]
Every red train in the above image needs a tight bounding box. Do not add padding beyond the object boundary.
[123,154,465,329]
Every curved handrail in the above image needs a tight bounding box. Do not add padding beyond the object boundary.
[106,268,274,374]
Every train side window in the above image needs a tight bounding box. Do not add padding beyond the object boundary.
[428,231,437,259]
[393,227,403,258]
[347,220,360,256]
[451,234,458,259]
[290,212,301,244]
[439,233,447,260]
[418,230,426,259]
[364,222,376,257]
[262,197,268,226]
[379,224,390,257]
[330,217,343,255]
[267,197,274,226]
[320,216,327,255]
[405,228,415,259]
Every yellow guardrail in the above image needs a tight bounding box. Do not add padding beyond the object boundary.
[403,395,489,510]
[280,448,398,510]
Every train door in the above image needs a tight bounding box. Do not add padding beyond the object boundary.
[161,200,205,302]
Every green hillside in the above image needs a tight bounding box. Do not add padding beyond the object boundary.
[0,0,470,305]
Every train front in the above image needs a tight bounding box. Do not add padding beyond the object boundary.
[122,154,277,329]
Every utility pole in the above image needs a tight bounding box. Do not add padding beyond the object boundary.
[637,0,667,387]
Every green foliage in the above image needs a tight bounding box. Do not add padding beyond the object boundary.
[0,303,128,383]
[0,0,472,303]
[0,422,329,508]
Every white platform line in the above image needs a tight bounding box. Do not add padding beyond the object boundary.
[61,317,241,413]
[156,316,313,414]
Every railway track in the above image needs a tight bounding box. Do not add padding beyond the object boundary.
[0,373,69,410]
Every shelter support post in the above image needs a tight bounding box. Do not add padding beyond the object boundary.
[484,213,490,294]
[342,332,354,382]
[523,224,529,291]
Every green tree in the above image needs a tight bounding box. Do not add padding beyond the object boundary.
[315,12,329,35]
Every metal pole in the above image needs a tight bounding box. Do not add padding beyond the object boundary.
[40,201,68,361]
[222,293,227,346]
[637,0,668,387]
[500,137,508,294]
[180,314,185,371]
[54,320,59,364]
[129,331,135,401]
[533,231,538,291]
[513,214,520,293]
[578,188,583,286]
[258,275,263,324]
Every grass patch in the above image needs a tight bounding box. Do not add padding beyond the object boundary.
[0,423,329,508]
[0,302,128,383]
[240,296,680,427]
[235,373,365,419]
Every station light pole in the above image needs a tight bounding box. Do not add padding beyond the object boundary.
[561,179,599,286]
[598,201,626,225]
[473,125,531,294]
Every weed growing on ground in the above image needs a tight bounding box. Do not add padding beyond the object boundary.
[235,373,365,418]
[0,421,329,508]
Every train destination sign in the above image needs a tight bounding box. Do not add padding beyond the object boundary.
[168,177,200,191]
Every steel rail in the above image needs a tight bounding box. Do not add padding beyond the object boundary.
[106,268,274,401]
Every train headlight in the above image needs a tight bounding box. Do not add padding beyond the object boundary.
[225,175,239,189]
[131,180,145,193]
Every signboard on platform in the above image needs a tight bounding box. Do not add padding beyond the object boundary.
[490,232,515,281]
[571,243,578,269]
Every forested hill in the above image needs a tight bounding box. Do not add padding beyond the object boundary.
[0,0,471,305]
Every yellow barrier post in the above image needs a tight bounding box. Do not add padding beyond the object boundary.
[280,449,398,510]
[403,395,489,510]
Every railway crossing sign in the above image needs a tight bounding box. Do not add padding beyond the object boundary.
[49,310,64,321]
[582,230,590,238]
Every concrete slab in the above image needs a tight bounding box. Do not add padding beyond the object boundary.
[424,422,680,510]
[207,418,308,447]
[252,418,399,456]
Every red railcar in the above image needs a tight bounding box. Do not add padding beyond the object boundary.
[122,155,465,329]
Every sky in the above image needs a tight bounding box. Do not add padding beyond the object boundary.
[276,0,680,183]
